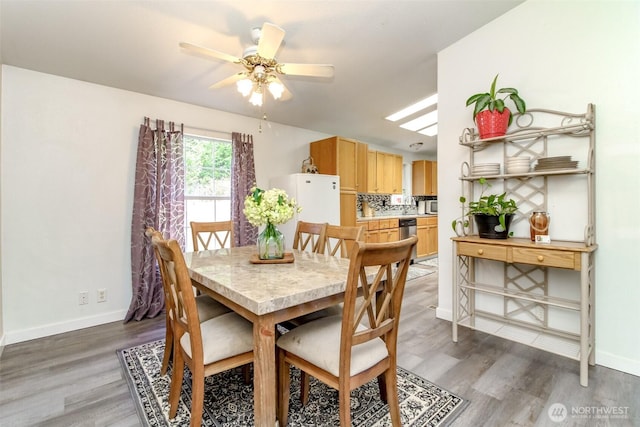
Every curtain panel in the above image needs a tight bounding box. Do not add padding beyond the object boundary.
[126,118,185,322]
[231,132,258,247]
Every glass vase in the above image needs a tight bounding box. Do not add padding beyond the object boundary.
[257,222,285,260]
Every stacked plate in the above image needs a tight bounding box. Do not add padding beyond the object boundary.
[534,156,579,171]
[505,156,531,174]
[472,162,500,176]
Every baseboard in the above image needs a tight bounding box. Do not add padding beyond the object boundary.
[4,309,128,345]
[436,307,452,322]
[596,349,640,378]
[0,332,6,359]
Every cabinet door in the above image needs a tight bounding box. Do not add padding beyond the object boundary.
[430,161,438,195]
[376,152,387,193]
[337,139,358,192]
[339,192,357,226]
[416,226,429,257]
[367,230,380,243]
[426,224,438,255]
[367,150,378,193]
[392,155,403,193]
[356,142,368,193]
[412,161,427,195]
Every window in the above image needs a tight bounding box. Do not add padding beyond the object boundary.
[183,133,232,250]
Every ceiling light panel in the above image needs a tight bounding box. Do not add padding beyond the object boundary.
[399,110,438,132]
[385,94,438,122]
[419,124,438,136]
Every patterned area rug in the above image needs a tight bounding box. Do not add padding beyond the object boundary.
[407,265,435,281]
[118,340,467,427]
[417,258,439,268]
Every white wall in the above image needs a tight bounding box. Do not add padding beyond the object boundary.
[437,1,640,376]
[0,65,330,344]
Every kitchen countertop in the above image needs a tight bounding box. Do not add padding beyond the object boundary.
[356,214,438,221]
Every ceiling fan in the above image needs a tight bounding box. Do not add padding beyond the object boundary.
[179,23,334,107]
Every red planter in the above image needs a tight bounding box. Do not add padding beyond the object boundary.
[475,108,511,139]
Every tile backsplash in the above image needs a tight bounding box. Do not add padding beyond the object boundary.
[357,194,436,217]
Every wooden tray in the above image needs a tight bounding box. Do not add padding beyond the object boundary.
[249,253,295,264]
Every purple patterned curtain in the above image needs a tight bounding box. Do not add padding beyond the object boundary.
[125,118,185,322]
[231,132,258,246]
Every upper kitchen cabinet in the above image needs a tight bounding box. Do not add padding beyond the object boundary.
[310,136,367,193]
[412,160,437,195]
[369,150,403,194]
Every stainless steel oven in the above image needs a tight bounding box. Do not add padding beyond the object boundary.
[399,218,417,262]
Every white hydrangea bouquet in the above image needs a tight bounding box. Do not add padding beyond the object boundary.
[243,187,301,226]
[244,187,301,259]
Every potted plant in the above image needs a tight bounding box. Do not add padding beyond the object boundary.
[466,74,526,139]
[452,178,518,239]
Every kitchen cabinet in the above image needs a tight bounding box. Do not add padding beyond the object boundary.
[310,136,368,226]
[452,104,596,386]
[310,136,367,193]
[369,150,402,194]
[417,216,438,257]
[412,160,437,195]
[357,218,399,243]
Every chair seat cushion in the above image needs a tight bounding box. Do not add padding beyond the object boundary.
[180,312,253,364]
[276,315,388,377]
[195,294,231,321]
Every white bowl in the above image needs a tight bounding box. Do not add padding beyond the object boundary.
[506,166,530,174]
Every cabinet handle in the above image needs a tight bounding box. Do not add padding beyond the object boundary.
[537,255,544,262]
[477,249,484,255]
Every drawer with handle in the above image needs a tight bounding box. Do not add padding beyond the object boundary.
[457,242,507,261]
[512,247,579,270]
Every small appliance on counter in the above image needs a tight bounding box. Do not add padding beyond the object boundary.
[417,200,426,215]
[362,201,374,217]
[426,199,438,214]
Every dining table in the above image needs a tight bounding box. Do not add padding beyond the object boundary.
[184,245,353,427]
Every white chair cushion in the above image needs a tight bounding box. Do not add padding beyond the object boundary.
[180,312,254,364]
[195,294,231,321]
[277,315,389,377]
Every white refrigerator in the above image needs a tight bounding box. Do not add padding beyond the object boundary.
[269,173,341,250]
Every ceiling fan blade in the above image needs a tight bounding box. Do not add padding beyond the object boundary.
[257,23,285,59]
[278,63,335,78]
[179,42,240,64]
[209,72,247,89]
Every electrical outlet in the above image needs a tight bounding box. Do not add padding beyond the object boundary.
[97,288,107,303]
[79,291,89,305]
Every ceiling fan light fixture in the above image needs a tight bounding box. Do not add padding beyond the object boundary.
[253,65,266,79]
[237,78,253,97]
[249,89,263,107]
[268,81,284,99]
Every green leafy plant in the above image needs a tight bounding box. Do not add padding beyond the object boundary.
[466,74,526,126]
[451,178,518,234]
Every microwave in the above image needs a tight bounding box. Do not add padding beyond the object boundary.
[426,200,438,214]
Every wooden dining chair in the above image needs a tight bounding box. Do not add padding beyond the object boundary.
[321,224,365,258]
[291,223,365,403]
[292,220,327,253]
[190,220,234,251]
[150,232,254,427]
[145,227,231,376]
[277,236,418,427]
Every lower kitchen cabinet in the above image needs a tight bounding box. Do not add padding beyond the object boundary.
[356,218,399,243]
[417,216,438,257]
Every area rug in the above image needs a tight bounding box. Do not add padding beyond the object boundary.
[406,265,435,281]
[417,258,439,268]
[118,340,467,427]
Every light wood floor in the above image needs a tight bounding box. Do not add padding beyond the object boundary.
[1,265,638,426]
